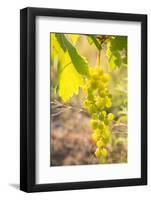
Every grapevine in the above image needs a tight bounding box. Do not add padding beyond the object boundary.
[83,67,114,162]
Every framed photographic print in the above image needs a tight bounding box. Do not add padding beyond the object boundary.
[20,7,147,192]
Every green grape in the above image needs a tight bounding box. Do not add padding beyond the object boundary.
[96,140,103,148]
[91,130,101,142]
[101,73,110,82]
[107,113,114,121]
[105,97,112,108]
[92,113,98,120]
[95,148,102,158]
[98,82,105,90]
[98,121,105,129]
[95,97,104,109]
[83,99,89,107]
[104,118,109,125]
[96,67,103,76]
[82,66,114,162]
[100,148,108,157]
[91,80,98,90]
[90,119,98,129]
[99,113,104,121]
[99,90,106,98]
[88,104,96,115]
[102,111,107,117]
[108,93,112,99]
[91,72,99,80]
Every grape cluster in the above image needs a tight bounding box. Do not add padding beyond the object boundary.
[83,67,114,162]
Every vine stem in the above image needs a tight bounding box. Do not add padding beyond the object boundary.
[97,50,101,67]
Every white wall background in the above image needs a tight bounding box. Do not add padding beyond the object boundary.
[0,0,150,199]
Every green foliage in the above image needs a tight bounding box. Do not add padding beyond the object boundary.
[51,33,89,102]
[55,33,67,52]
[107,36,127,70]
[63,34,89,76]
[87,35,102,50]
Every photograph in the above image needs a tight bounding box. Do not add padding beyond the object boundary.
[50,33,128,166]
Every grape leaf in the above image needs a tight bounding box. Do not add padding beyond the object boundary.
[55,33,67,52]
[87,35,102,50]
[107,36,127,70]
[52,33,89,102]
[58,52,84,102]
[56,34,89,76]
[50,33,63,62]
[111,36,127,51]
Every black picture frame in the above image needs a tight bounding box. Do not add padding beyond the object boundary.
[20,7,147,193]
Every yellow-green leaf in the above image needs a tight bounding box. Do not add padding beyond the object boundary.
[58,52,84,102]
[50,33,63,61]
[56,34,89,76]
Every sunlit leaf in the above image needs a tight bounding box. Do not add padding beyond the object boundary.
[50,33,63,62]
[58,52,84,102]
[56,34,89,76]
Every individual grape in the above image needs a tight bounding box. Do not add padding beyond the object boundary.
[96,140,103,148]
[90,119,98,129]
[88,104,96,115]
[102,111,107,117]
[107,113,114,121]
[99,113,104,121]
[108,93,112,99]
[100,148,108,157]
[99,90,106,97]
[98,82,105,91]
[104,118,109,125]
[92,113,98,120]
[83,99,89,108]
[101,73,110,82]
[91,72,99,80]
[102,127,110,144]
[105,97,112,108]
[99,111,106,121]
[91,130,101,142]
[96,67,103,76]
[95,97,104,109]
[91,80,98,89]
[95,148,102,158]
[98,121,105,129]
